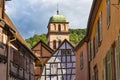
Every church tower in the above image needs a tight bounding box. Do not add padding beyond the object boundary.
[47,10,69,50]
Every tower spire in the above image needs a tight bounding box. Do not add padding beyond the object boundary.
[57,2,59,15]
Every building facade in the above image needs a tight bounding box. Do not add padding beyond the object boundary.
[74,40,89,80]
[40,39,76,80]
[0,1,39,80]
[75,0,120,80]
[47,11,69,50]
[32,40,54,80]
[87,0,120,80]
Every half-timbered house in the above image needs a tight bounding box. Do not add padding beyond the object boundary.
[32,40,54,80]
[39,39,76,80]
[0,1,39,79]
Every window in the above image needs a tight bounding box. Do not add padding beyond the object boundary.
[80,52,83,70]
[51,63,57,75]
[19,52,24,68]
[54,24,56,30]
[95,12,102,54]
[58,24,61,32]
[61,49,71,55]
[58,40,61,46]
[13,49,19,66]
[106,0,111,26]
[64,25,66,31]
[99,12,102,42]
[53,40,56,49]
[26,57,30,73]
[94,65,98,80]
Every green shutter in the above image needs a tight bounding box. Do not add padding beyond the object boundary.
[91,40,94,59]
[96,23,99,51]
[115,36,120,80]
[103,58,107,80]
[107,49,112,80]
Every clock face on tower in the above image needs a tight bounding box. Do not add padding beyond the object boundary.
[58,35,61,40]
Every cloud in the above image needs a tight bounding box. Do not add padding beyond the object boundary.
[5,0,93,38]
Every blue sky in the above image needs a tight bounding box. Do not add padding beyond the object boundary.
[5,0,93,39]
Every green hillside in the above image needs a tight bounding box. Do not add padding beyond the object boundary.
[25,29,86,48]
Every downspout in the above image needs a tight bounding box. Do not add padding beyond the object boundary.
[6,28,17,80]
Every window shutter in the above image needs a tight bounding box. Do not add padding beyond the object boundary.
[103,57,107,80]
[106,0,111,26]
[88,41,91,61]
[115,36,120,80]
[99,12,102,42]
[91,40,94,59]
[106,49,112,80]
[80,52,83,69]
[96,23,99,52]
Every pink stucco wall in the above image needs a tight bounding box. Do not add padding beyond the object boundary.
[75,42,89,80]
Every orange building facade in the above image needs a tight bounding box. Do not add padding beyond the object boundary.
[75,0,120,80]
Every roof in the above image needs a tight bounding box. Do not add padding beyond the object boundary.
[74,0,102,51]
[32,40,54,53]
[46,39,74,63]
[4,13,38,60]
[49,14,67,22]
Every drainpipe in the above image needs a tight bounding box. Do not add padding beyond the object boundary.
[6,28,17,80]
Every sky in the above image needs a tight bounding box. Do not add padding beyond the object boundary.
[5,0,93,39]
